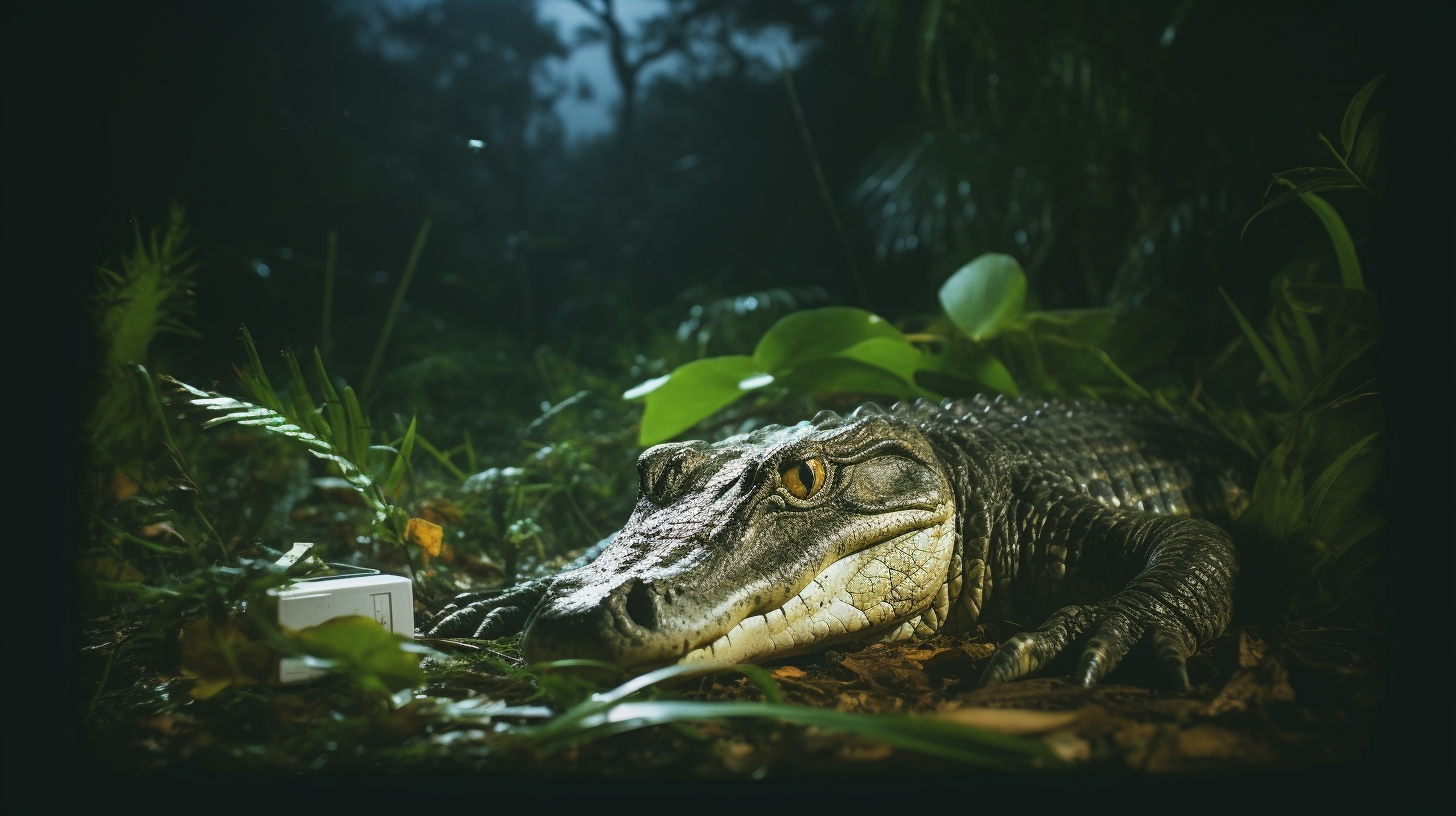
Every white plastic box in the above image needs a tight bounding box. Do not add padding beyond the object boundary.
[270,571,415,684]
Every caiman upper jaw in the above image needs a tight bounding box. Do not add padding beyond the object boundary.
[519,504,959,672]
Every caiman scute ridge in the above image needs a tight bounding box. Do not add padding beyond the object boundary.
[423,395,1250,690]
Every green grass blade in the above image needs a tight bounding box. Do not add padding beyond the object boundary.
[1265,312,1307,398]
[1281,284,1322,377]
[382,415,418,495]
[237,325,285,413]
[312,348,347,446]
[1218,288,1298,408]
[282,348,330,439]
[342,386,372,468]
[1349,109,1385,185]
[508,661,1061,770]
[413,434,469,481]
[523,699,1061,770]
[916,0,942,112]
[1240,171,1365,240]
[362,216,432,401]
[1296,191,1364,290]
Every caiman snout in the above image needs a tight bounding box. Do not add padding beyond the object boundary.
[520,574,704,669]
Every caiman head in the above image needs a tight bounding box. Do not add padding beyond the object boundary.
[519,408,960,673]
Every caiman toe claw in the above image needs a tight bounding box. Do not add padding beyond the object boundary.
[979,598,1199,691]
[1149,624,1193,691]
[1071,608,1136,687]
[978,606,1084,688]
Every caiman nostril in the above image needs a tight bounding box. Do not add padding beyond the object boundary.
[623,579,659,631]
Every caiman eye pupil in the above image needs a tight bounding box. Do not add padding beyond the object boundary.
[780,457,826,500]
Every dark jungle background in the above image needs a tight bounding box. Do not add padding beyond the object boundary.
[10,0,1438,783]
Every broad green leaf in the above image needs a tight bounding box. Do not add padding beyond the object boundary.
[1286,285,1381,331]
[1327,508,1384,562]
[1307,433,1383,546]
[777,358,925,401]
[753,307,905,372]
[830,336,923,382]
[1338,73,1385,157]
[1244,436,1309,544]
[637,356,768,445]
[918,354,1019,396]
[622,374,670,400]
[1323,509,1384,592]
[938,253,1028,340]
[290,615,430,693]
[1296,191,1363,290]
[915,339,1020,396]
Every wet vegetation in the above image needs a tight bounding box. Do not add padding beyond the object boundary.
[51,0,1418,782]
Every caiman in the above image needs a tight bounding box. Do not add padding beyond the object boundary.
[423,394,1251,690]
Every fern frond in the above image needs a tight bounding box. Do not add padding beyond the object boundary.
[166,377,389,526]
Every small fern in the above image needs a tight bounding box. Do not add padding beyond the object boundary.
[167,327,420,555]
[88,202,201,470]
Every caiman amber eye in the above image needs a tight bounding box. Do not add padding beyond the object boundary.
[779,457,826,500]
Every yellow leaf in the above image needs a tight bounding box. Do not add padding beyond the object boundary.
[406,517,443,557]
[935,706,1078,735]
[112,469,139,501]
[771,665,808,680]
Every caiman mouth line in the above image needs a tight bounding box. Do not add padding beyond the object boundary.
[660,504,957,671]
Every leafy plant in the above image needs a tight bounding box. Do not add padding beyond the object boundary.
[1215,74,1388,609]
[1241,73,1385,241]
[87,202,201,471]
[626,252,1165,446]
[168,326,427,566]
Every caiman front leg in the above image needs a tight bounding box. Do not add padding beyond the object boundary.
[979,486,1239,691]
[420,578,553,639]
[419,535,616,640]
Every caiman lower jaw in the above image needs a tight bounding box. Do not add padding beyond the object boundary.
[675,505,958,668]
